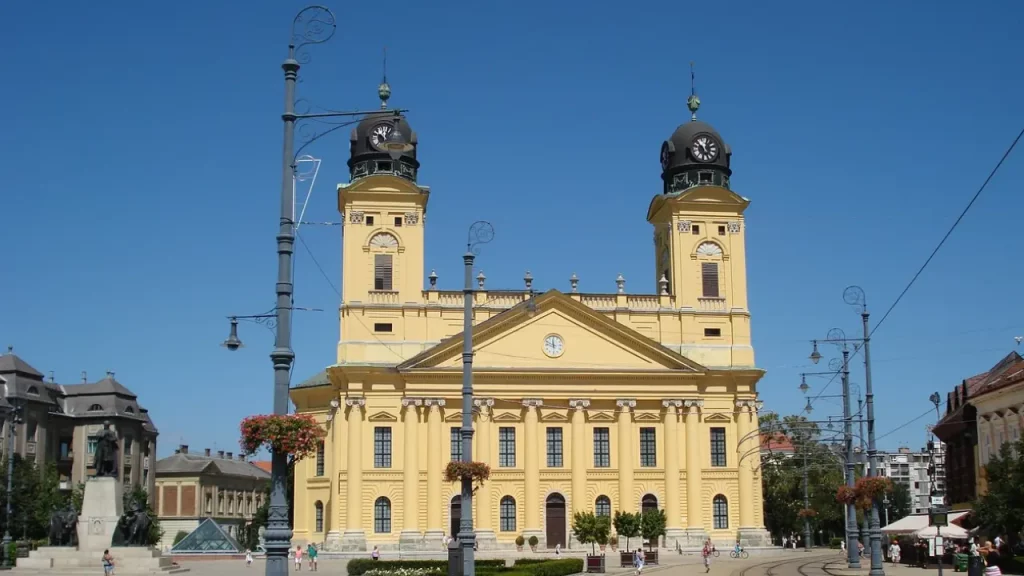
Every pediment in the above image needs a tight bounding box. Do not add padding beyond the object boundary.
[493,412,521,423]
[703,412,732,423]
[634,412,661,422]
[444,411,463,423]
[368,411,398,422]
[588,412,615,423]
[540,411,569,422]
[398,291,707,373]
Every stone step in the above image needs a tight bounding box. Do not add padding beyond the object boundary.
[11,568,189,575]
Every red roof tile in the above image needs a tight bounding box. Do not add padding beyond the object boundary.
[252,461,272,473]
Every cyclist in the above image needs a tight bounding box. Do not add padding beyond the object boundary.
[734,540,742,556]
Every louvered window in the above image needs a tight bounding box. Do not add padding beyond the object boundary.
[701,262,719,298]
[374,254,393,290]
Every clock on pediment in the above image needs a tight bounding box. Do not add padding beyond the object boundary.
[543,334,564,358]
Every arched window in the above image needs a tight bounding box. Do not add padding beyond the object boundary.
[374,497,392,533]
[696,242,723,299]
[641,494,658,515]
[88,404,103,412]
[499,496,516,532]
[26,386,38,396]
[369,233,399,291]
[712,495,729,529]
[124,406,134,414]
[315,441,325,477]
[595,496,611,517]
[314,501,324,532]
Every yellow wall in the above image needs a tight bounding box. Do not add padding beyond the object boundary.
[290,174,767,550]
[972,382,1024,497]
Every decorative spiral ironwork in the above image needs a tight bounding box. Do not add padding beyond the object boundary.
[467,221,495,255]
[828,357,843,372]
[843,285,866,312]
[290,6,336,64]
[826,327,847,348]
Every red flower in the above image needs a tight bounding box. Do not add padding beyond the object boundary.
[239,414,326,462]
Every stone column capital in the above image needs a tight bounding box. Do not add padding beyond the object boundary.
[683,399,704,411]
[616,399,637,411]
[569,399,591,411]
[662,399,684,409]
[522,398,544,409]
[401,397,423,408]
[424,398,446,408]
[345,397,366,409]
[473,397,495,409]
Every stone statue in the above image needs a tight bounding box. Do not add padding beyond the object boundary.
[93,421,119,478]
[114,497,152,547]
[47,502,78,546]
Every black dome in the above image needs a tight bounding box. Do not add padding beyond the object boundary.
[348,111,419,182]
[660,119,732,194]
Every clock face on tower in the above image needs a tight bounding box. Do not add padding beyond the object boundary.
[691,135,719,163]
[660,142,672,170]
[369,123,394,151]
[543,334,564,358]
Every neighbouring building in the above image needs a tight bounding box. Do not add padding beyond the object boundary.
[932,351,1023,508]
[875,444,945,515]
[760,433,795,458]
[154,445,270,549]
[289,84,770,551]
[0,347,157,493]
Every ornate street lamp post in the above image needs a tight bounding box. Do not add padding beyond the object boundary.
[1,402,22,568]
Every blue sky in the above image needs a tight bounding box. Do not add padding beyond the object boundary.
[2,1,1022,457]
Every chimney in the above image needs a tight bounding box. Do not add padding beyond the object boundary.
[49,371,55,383]
[226,452,233,460]
[106,370,115,379]
[205,448,211,457]
[180,444,188,454]
[81,371,88,383]
[217,450,225,459]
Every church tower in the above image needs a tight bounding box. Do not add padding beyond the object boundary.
[647,91,753,366]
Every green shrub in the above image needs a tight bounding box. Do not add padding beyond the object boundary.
[516,558,584,576]
[173,531,189,545]
[511,559,550,565]
[829,537,843,549]
[527,535,539,547]
[348,559,506,576]
[515,535,526,547]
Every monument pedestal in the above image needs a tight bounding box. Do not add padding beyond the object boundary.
[14,478,186,574]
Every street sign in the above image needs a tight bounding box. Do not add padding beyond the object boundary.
[931,496,945,505]
[929,506,949,527]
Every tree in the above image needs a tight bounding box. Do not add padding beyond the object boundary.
[173,531,189,545]
[572,511,598,555]
[886,482,912,525]
[640,509,666,550]
[974,440,1024,543]
[612,511,641,552]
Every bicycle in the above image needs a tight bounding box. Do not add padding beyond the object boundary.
[729,549,749,559]
[712,548,720,557]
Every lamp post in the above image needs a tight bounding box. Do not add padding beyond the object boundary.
[219,7,414,575]
[459,221,494,576]
[2,402,22,567]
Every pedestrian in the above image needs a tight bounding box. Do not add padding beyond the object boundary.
[294,545,303,571]
[372,545,380,561]
[555,543,561,556]
[103,549,115,575]
[841,539,846,553]
[783,536,788,549]
[633,548,645,575]
[702,539,712,573]
[307,543,318,571]
[245,549,253,567]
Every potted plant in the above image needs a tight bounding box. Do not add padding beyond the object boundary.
[854,476,893,500]
[613,511,641,567]
[640,509,666,565]
[835,485,857,505]
[573,511,605,573]
[797,508,818,519]
[528,535,539,552]
[609,532,618,551]
[239,414,325,461]
[515,535,525,551]
[597,533,608,553]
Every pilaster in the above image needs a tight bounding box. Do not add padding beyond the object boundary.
[683,399,707,546]
[662,399,685,548]
[425,398,445,544]
[342,397,366,551]
[570,399,590,516]
[616,399,636,515]
[522,399,544,545]
[734,398,770,545]
[473,397,497,549]
[400,398,423,548]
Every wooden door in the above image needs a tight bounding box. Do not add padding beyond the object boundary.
[546,494,566,548]
[450,496,461,538]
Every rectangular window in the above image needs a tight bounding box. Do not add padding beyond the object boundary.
[702,262,720,298]
[365,216,375,226]
[704,328,722,337]
[594,427,610,468]
[451,427,462,462]
[499,427,516,467]
[546,427,563,468]
[374,254,393,291]
[374,323,393,333]
[394,216,402,227]
[718,225,726,235]
[374,427,392,468]
[26,420,37,442]
[639,427,657,467]
[692,224,700,235]
[88,437,98,455]
[710,427,727,467]
[123,437,132,455]
[315,441,325,477]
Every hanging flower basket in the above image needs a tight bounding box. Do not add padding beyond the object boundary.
[855,496,874,512]
[855,476,893,499]
[797,508,818,519]
[239,414,325,461]
[443,461,491,489]
[836,485,857,505]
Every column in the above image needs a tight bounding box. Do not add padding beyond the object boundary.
[474,398,497,548]
[684,399,706,544]
[325,397,341,545]
[400,398,422,545]
[735,400,754,528]
[425,398,445,542]
[662,399,685,546]
[616,399,636,514]
[570,400,590,516]
[343,397,366,550]
[523,399,543,542]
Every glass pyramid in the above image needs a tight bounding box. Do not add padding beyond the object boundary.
[171,518,243,553]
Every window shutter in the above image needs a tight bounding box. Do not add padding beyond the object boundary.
[374,254,393,290]
[701,262,719,298]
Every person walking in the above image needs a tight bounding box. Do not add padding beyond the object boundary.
[372,545,380,561]
[103,549,115,575]
[293,545,303,571]
[245,549,253,567]
[703,539,713,573]
[307,543,318,571]
[633,548,645,575]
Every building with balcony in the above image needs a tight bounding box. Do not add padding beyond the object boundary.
[288,85,769,551]
[153,445,270,549]
[0,347,158,493]
[875,445,945,515]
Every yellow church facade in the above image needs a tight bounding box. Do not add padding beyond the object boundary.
[289,91,769,551]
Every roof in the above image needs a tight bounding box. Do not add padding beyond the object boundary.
[170,518,243,553]
[293,370,330,390]
[0,349,43,378]
[936,351,1023,430]
[155,452,271,480]
[972,358,1024,400]
[252,461,271,473]
[760,432,795,453]
[880,511,970,535]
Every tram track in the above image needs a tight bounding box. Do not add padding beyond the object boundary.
[739,553,833,576]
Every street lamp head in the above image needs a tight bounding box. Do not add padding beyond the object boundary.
[384,117,414,161]
[804,398,813,414]
[809,340,822,364]
[222,317,244,351]
[929,392,941,407]
[799,374,810,394]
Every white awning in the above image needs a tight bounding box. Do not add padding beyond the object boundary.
[914,524,969,540]
[881,511,970,535]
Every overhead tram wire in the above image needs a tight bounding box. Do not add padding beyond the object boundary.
[808,124,1024,409]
